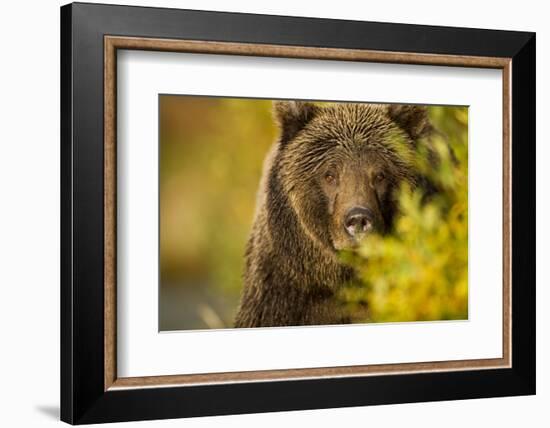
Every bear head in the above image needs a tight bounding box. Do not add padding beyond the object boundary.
[273,100,434,252]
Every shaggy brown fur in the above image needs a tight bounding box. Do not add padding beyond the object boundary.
[234,101,435,328]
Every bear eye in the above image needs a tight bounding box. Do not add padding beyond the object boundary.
[324,172,337,185]
[375,172,385,183]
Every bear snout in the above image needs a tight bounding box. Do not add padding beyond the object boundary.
[344,206,375,238]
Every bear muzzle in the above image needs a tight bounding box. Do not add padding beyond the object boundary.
[343,206,375,238]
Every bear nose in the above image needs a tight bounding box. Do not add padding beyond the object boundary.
[344,207,374,237]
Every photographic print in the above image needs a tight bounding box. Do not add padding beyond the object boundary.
[159,96,468,330]
[62,6,534,422]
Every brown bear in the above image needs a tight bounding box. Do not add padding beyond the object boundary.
[234,101,435,328]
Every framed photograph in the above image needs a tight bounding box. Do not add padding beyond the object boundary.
[60,2,535,424]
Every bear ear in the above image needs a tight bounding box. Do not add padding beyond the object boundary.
[273,101,319,143]
[387,105,433,141]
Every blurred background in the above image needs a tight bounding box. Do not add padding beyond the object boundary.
[160,96,276,330]
[159,95,468,331]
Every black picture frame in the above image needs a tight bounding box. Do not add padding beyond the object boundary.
[61,2,535,424]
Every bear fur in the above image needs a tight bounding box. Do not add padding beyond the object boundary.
[234,101,436,328]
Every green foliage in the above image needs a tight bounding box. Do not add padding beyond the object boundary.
[339,106,469,322]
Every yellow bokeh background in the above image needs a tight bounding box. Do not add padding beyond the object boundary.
[160,96,276,330]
